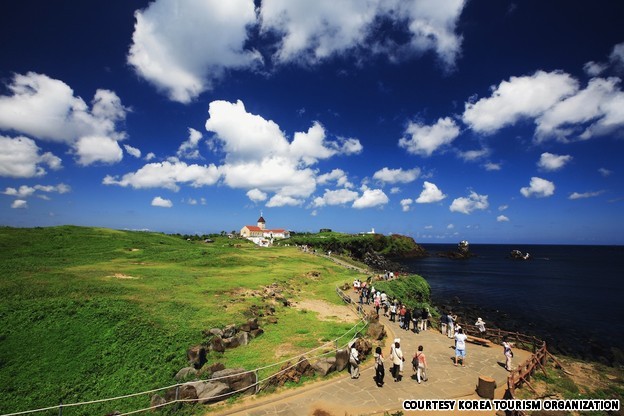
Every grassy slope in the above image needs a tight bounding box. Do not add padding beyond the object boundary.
[0,226,365,415]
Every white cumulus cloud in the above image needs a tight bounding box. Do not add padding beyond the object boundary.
[103,160,220,191]
[317,169,353,188]
[399,117,460,156]
[352,189,389,209]
[313,189,359,207]
[205,99,359,201]
[449,191,489,214]
[11,200,28,209]
[462,70,578,134]
[0,72,128,166]
[520,177,555,198]
[247,189,268,202]
[400,198,413,212]
[128,0,261,103]
[151,196,173,208]
[537,152,572,171]
[124,144,142,158]
[535,77,624,141]
[0,135,62,178]
[373,167,421,184]
[497,215,510,222]
[128,0,466,102]
[177,128,204,159]
[416,181,446,203]
[260,0,466,68]
[266,194,303,207]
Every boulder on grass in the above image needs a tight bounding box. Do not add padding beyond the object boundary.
[211,368,256,396]
[222,324,237,338]
[192,381,232,404]
[210,336,225,353]
[353,338,373,357]
[175,367,198,381]
[199,362,226,378]
[187,345,207,369]
[334,349,349,372]
[249,328,264,338]
[313,357,336,376]
[366,322,386,341]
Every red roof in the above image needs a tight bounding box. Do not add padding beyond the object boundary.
[243,226,288,233]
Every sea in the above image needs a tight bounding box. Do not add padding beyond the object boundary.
[396,244,624,363]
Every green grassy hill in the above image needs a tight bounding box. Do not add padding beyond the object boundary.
[0,226,368,415]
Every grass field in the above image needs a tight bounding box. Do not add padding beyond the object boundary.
[0,226,368,415]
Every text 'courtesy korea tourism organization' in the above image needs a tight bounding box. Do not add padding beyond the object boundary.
[402,399,620,412]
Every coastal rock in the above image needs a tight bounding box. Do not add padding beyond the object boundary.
[247,318,259,330]
[366,322,386,341]
[150,394,167,409]
[334,349,349,371]
[224,331,249,348]
[353,338,373,357]
[175,366,198,381]
[164,384,197,401]
[193,381,232,404]
[313,357,336,376]
[436,250,475,260]
[187,345,207,369]
[210,336,226,353]
[366,311,380,323]
[249,328,264,338]
[266,357,314,387]
[208,328,223,337]
[199,362,226,378]
[211,368,256,396]
[222,324,237,338]
[179,384,198,400]
[295,357,314,376]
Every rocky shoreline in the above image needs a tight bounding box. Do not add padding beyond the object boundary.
[432,294,624,367]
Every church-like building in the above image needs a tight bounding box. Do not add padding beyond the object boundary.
[240,215,290,246]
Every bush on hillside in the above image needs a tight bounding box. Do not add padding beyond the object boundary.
[373,275,432,310]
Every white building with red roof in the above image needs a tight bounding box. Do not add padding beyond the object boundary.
[240,215,290,246]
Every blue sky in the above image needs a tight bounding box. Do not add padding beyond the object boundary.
[1,1,623,244]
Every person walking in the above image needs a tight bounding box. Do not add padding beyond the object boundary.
[412,345,428,384]
[447,312,456,338]
[374,346,385,387]
[439,311,448,335]
[420,307,429,331]
[454,328,467,367]
[404,307,412,331]
[503,337,514,371]
[475,317,486,333]
[389,302,397,322]
[390,341,404,381]
[349,343,360,379]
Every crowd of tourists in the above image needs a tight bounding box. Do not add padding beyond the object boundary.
[348,281,514,386]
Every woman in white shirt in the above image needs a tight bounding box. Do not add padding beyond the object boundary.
[390,341,404,381]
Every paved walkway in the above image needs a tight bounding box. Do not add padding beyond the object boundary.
[210,294,530,416]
